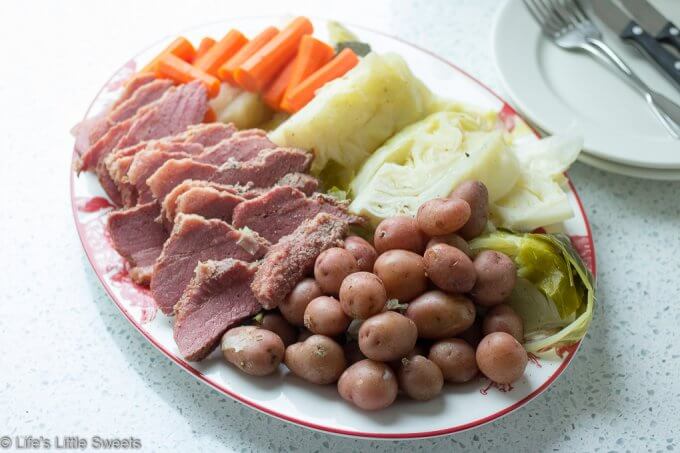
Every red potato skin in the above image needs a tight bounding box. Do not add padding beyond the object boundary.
[279,278,323,326]
[260,313,298,346]
[314,247,359,296]
[344,236,378,272]
[476,332,528,384]
[339,272,387,319]
[416,197,471,237]
[337,360,398,410]
[470,250,517,306]
[482,304,524,342]
[451,181,489,240]
[373,216,426,254]
[426,233,472,257]
[373,250,428,303]
[429,338,479,383]
[303,296,351,336]
[423,243,477,293]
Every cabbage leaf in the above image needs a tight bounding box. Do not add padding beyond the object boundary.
[470,231,595,353]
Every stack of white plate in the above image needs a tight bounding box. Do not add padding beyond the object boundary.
[492,0,680,180]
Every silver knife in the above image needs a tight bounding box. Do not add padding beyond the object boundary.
[593,0,680,88]
[619,0,680,54]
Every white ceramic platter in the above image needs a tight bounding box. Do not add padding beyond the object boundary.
[71,17,596,439]
[492,0,680,170]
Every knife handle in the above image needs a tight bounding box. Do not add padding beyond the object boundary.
[656,22,680,54]
[621,21,680,88]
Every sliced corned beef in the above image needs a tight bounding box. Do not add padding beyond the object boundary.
[232,186,362,243]
[173,259,261,361]
[112,73,157,109]
[116,81,208,149]
[161,180,245,225]
[127,143,204,204]
[151,214,270,314]
[105,122,237,204]
[88,73,160,145]
[147,159,218,202]
[251,213,348,309]
[108,79,174,127]
[211,148,313,188]
[194,133,276,165]
[275,173,319,196]
[147,147,311,203]
[107,201,168,285]
[79,81,208,174]
[174,187,245,223]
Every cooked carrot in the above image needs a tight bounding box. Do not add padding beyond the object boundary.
[156,53,221,98]
[194,37,217,61]
[194,29,248,77]
[218,26,279,84]
[262,58,296,110]
[141,37,196,73]
[234,17,313,92]
[203,107,217,123]
[281,35,334,110]
[282,48,359,112]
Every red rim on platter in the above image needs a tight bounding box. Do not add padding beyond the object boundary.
[70,17,596,440]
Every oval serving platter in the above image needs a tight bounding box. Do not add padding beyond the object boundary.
[71,17,596,439]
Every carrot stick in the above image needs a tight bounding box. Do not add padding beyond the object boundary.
[203,107,217,123]
[156,53,221,98]
[281,48,359,112]
[193,29,248,77]
[218,26,279,84]
[141,37,196,73]
[281,35,334,109]
[194,37,216,61]
[262,58,296,110]
[234,17,313,92]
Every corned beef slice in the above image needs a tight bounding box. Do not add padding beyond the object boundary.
[107,201,168,285]
[161,181,246,225]
[127,144,204,204]
[105,123,237,205]
[88,73,161,145]
[174,187,245,223]
[173,259,260,361]
[147,148,312,202]
[251,213,348,309]
[79,81,208,174]
[275,173,319,196]
[147,159,218,202]
[151,214,269,315]
[212,148,312,187]
[108,79,174,126]
[115,81,208,149]
[126,131,273,205]
[195,133,276,165]
[232,186,361,243]
[112,73,157,109]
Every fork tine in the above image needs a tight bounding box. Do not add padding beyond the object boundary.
[571,0,590,22]
[556,0,586,26]
[522,0,556,34]
[534,0,568,30]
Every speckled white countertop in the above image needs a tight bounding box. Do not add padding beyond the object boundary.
[1,0,679,451]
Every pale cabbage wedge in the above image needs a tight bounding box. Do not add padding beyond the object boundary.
[349,111,520,226]
[269,53,435,188]
[492,135,583,231]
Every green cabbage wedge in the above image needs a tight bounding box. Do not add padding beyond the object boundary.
[470,231,595,354]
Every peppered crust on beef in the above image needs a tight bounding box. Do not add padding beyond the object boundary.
[251,213,349,309]
[173,259,261,361]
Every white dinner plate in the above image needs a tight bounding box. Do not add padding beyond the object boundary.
[579,150,680,180]
[71,17,596,439]
[492,0,680,170]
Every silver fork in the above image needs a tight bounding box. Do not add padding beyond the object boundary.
[523,0,680,139]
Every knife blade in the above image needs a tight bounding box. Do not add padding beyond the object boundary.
[620,0,680,53]
[593,0,680,88]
